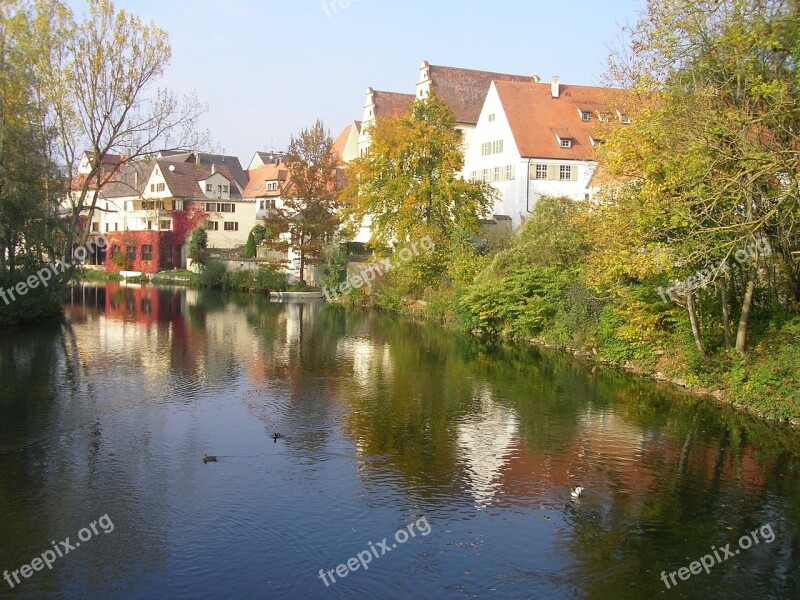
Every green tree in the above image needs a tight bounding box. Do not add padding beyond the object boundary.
[189,226,208,264]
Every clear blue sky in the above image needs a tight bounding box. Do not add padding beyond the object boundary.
[66,0,643,163]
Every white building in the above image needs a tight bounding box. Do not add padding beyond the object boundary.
[465,78,626,228]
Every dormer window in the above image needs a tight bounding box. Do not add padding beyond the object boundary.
[560,138,572,148]
[266,181,279,191]
[597,112,610,123]
[578,109,591,122]
[617,110,630,124]
[589,136,604,147]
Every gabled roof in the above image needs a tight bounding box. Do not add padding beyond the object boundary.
[242,163,291,198]
[157,160,242,199]
[371,90,414,119]
[159,152,248,188]
[424,64,533,124]
[493,80,624,160]
[97,161,152,198]
[82,151,124,166]
[333,121,362,161]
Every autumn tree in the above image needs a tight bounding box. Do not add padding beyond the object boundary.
[595,0,800,355]
[263,120,340,281]
[344,98,493,247]
[35,0,207,264]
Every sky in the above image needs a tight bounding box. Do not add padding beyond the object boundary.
[65,0,644,164]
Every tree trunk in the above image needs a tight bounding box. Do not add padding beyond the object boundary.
[720,276,732,350]
[735,268,756,356]
[687,290,706,357]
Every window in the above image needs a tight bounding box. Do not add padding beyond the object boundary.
[471,171,478,181]
[147,220,154,230]
[493,167,500,182]
[91,222,99,232]
[141,245,153,261]
[159,220,171,230]
[205,220,219,231]
[617,111,631,124]
[559,165,573,180]
[579,109,591,122]
[206,184,212,192]
[114,223,119,231]
[143,200,165,210]
[505,165,514,180]
[156,183,165,192]
[205,202,235,213]
[126,246,136,263]
[266,181,279,191]
[224,222,239,231]
[482,169,489,183]
[488,113,495,122]
[223,185,229,193]
[105,223,109,232]
[493,140,503,154]
[534,164,548,180]
[111,245,120,257]
[481,139,504,156]
[559,138,572,148]
[150,184,154,192]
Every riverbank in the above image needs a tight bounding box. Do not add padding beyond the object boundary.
[347,295,800,428]
[326,196,800,427]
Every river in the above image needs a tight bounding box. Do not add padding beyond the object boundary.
[0,283,798,599]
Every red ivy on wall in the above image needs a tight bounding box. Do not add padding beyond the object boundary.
[103,202,208,273]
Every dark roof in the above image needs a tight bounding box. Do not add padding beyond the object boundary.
[426,64,533,124]
[99,161,152,198]
[157,160,242,199]
[159,152,248,188]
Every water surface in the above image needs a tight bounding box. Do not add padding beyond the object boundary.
[0,283,798,599]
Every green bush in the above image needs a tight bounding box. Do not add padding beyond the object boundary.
[197,259,227,289]
[0,269,65,328]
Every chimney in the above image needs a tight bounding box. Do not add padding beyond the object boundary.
[195,153,201,165]
[551,76,560,98]
[211,164,216,175]
[532,75,541,84]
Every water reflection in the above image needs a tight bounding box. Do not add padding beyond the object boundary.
[0,284,797,599]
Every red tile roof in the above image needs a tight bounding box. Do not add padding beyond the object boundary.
[371,90,414,119]
[494,80,625,160]
[242,163,291,198]
[426,64,533,124]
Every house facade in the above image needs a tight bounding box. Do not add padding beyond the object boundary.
[79,153,252,273]
[465,78,625,228]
